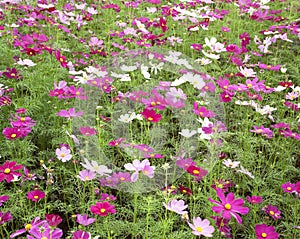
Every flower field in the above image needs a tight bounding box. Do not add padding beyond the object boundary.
[0,0,299,238]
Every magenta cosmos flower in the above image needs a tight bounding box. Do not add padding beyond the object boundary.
[246,195,263,204]
[10,216,46,238]
[0,195,9,206]
[140,108,162,122]
[56,108,84,119]
[27,190,45,202]
[2,127,23,140]
[72,230,90,239]
[0,211,13,225]
[262,205,281,220]
[90,202,116,216]
[255,224,279,239]
[208,188,249,224]
[188,217,215,237]
[0,161,23,183]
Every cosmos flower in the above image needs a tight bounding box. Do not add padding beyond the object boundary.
[208,188,249,224]
[163,199,188,215]
[188,217,215,237]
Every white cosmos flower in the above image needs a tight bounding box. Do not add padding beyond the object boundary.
[222,159,240,169]
[141,64,151,79]
[179,129,197,138]
[201,50,220,60]
[149,62,164,75]
[80,158,112,176]
[111,72,131,81]
[195,58,212,65]
[17,59,36,67]
[187,74,205,90]
[120,65,138,72]
[237,166,255,179]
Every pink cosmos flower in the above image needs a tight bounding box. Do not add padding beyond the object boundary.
[246,195,263,204]
[10,216,46,238]
[176,157,196,170]
[188,217,215,237]
[90,202,116,216]
[79,126,98,136]
[27,190,45,202]
[72,230,90,239]
[27,222,63,239]
[45,214,63,227]
[262,205,281,220]
[141,108,162,122]
[57,108,84,119]
[124,159,155,182]
[76,214,96,226]
[78,170,96,181]
[2,127,23,140]
[0,161,23,183]
[163,199,188,215]
[281,182,295,193]
[208,188,249,224]
[99,193,116,201]
[0,195,9,206]
[56,146,72,162]
[255,224,279,239]
[0,211,13,225]
[193,103,215,117]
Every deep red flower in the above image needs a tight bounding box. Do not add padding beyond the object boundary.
[45,214,63,226]
[0,161,23,183]
[186,165,208,181]
[159,17,168,32]
[141,108,162,122]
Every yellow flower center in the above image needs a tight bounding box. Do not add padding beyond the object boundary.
[267,65,271,69]
[147,117,153,121]
[20,117,25,121]
[4,168,10,174]
[182,189,187,193]
[225,203,231,210]
[269,210,274,215]
[257,129,263,133]
[151,102,156,106]
[100,208,106,213]
[11,133,17,138]
[261,232,267,238]
[11,73,16,76]
[287,187,291,191]
[25,224,32,230]
[41,237,48,239]
[192,170,199,175]
[196,226,202,232]
[60,153,65,158]
[120,177,125,181]
[85,176,90,180]
[59,57,64,62]
[247,83,252,88]
[223,85,228,89]
[143,170,148,175]
[34,196,39,199]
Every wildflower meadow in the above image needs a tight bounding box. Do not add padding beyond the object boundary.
[0,0,300,238]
